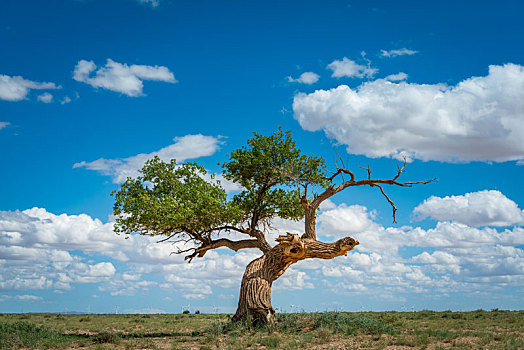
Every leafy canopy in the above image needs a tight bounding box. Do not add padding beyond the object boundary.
[112,128,326,239]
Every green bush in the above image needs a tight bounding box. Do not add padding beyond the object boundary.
[0,321,70,349]
[207,312,395,336]
[311,312,396,335]
[92,332,121,344]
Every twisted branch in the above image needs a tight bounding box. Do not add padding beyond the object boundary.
[184,238,261,263]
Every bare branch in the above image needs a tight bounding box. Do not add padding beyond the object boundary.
[360,165,371,180]
[326,168,355,182]
[370,183,398,223]
[393,158,407,181]
[334,149,346,169]
[184,238,261,263]
[203,225,250,235]
[311,162,437,224]
[156,231,181,243]
[171,247,195,256]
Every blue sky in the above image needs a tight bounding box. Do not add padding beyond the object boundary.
[0,0,523,314]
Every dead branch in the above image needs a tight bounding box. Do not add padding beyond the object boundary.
[184,238,261,263]
[309,161,436,227]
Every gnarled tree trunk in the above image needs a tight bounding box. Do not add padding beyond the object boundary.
[232,233,358,324]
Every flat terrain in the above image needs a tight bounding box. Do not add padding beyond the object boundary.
[0,310,522,349]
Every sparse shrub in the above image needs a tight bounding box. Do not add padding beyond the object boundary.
[311,312,395,335]
[182,310,190,314]
[316,326,332,342]
[258,334,280,348]
[205,321,226,336]
[195,310,200,314]
[0,321,70,349]
[92,331,121,344]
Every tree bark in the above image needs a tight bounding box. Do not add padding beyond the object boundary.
[303,208,317,240]
[232,234,358,325]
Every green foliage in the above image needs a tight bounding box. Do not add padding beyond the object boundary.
[222,127,326,228]
[222,127,326,190]
[111,127,327,242]
[112,157,242,237]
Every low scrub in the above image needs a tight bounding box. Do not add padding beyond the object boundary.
[207,312,395,336]
[0,321,71,349]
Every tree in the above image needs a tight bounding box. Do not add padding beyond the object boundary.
[112,128,435,325]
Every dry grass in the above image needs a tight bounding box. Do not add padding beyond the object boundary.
[0,310,522,349]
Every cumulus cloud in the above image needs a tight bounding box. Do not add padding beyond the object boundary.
[273,268,314,291]
[327,57,377,78]
[73,59,176,96]
[0,294,43,301]
[381,48,418,58]
[0,122,9,131]
[138,0,159,7]
[1,188,522,306]
[287,72,320,85]
[0,207,251,295]
[413,190,524,227]
[385,72,408,81]
[315,207,524,299]
[293,63,524,163]
[61,96,72,105]
[412,251,460,265]
[318,204,377,237]
[74,134,223,183]
[0,74,60,101]
[0,209,120,291]
[37,92,53,103]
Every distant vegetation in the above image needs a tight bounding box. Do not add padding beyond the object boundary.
[0,310,522,349]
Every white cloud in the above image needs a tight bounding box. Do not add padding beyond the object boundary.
[138,0,159,8]
[273,268,314,291]
[287,72,320,85]
[413,190,524,227]
[385,72,408,81]
[0,74,60,101]
[73,134,223,183]
[318,204,377,237]
[99,277,158,296]
[0,122,9,131]
[0,207,261,297]
[327,57,377,78]
[412,251,460,265]
[61,96,72,105]
[381,48,418,58]
[37,92,53,103]
[1,192,523,305]
[0,294,43,302]
[73,59,176,96]
[293,63,524,163]
[124,307,165,314]
[301,194,524,299]
[406,222,524,249]
[0,208,121,291]
[319,198,337,211]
